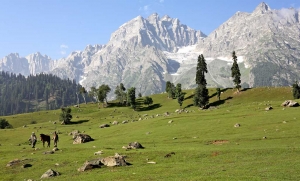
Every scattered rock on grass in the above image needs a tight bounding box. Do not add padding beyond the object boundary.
[265,106,273,111]
[122,142,144,149]
[234,123,240,127]
[6,159,22,167]
[112,121,119,125]
[41,169,60,178]
[78,159,103,172]
[99,124,110,128]
[94,150,103,155]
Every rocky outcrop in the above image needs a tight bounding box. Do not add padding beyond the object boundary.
[73,134,93,144]
[122,142,144,150]
[281,100,299,107]
[78,154,128,171]
[78,159,103,172]
[195,2,300,87]
[41,169,60,178]
[100,154,128,167]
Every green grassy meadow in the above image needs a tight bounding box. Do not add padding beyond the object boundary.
[1,87,300,181]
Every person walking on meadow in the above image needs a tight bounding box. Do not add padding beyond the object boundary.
[52,131,59,147]
[29,132,37,148]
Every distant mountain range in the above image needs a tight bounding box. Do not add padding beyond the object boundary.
[1,2,299,98]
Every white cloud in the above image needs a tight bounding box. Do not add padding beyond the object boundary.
[139,5,151,15]
[60,44,68,55]
[60,44,68,49]
[143,5,149,11]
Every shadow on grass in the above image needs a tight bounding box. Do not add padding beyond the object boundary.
[210,96,233,107]
[184,94,194,100]
[69,120,89,124]
[241,88,252,92]
[184,104,194,109]
[138,104,161,112]
[107,102,127,108]
[210,88,231,98]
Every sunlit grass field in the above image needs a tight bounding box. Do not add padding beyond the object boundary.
[1,87,300,181]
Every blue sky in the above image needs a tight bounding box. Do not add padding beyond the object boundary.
[0,0,298,59]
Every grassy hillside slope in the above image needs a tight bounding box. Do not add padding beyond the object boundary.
[1,87,300,180]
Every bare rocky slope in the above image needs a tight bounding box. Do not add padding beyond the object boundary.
[1,2,299,98]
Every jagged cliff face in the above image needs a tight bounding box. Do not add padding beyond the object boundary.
[0,3,300,97]
[196,2,300,86]
[0,14,206,98]
[77,14,206,96]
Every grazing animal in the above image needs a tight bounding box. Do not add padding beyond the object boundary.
[40,134,51,147]
[164,152,175,158]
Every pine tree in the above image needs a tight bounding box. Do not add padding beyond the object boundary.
[292,81,300,99]
[143,96,153,106]
[79,87,87,104]
[195,54,207,85]
[97,84,111,107]
[167,83,176,99]
[176,83,184,108]
[231,51,241,91]
[175,83,182,98]
[194,54,209,108]
[165,81,172,98]
[216,88,221,100]
[114,83,126,105]
[127,87,136,110]
[59,107,72,124]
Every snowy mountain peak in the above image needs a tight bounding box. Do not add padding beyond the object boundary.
[253,2,271,14]
[147,13,159,23]
[148,13,159,19]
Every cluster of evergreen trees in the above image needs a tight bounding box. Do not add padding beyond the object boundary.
[193,51,241,108]
[0,71,86,116]
[163,51,242,109]
[165,81,185,108]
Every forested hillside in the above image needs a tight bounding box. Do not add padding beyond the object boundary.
[0,71,88,116]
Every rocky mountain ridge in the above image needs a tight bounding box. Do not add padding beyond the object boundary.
[1,2,299,98]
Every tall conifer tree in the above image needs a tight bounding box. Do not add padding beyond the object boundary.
[231,51,241,91]
[194,54,209,108]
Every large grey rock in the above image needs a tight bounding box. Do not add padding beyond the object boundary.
[100,154,128,167]
[78,159,103,172]
[73,134,93,144]
[41,169,60,178]
[128,142,144,149]
[281,100,299,107]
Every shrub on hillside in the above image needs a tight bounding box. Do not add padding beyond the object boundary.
[30,120,37,124]
[59,107,72,124]
[0,118,13,129]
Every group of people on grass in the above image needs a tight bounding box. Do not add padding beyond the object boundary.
[28,131,59,148]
